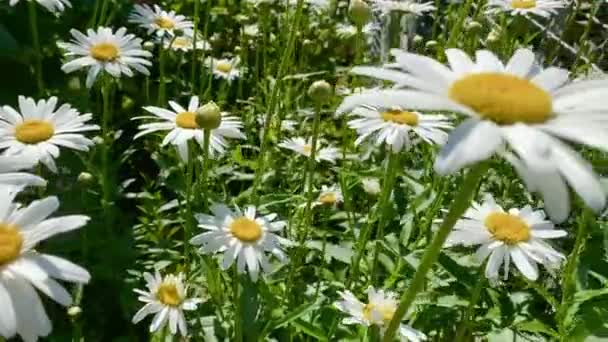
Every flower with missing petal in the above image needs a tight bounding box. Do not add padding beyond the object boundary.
[278,137,340,163]
[129,4,193,37]
[205,57,241,82]
[486,0,567,18]
[338,48,608,222]
[445,194,567,281]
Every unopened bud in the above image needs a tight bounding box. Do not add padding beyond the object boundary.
[412,35,423,45]
[307,80,332,105]
[425,40,438,50]
[486,29,500,43]
[349,0,372,27]
[78,172,94,185]
[465,21,482,32]
[362,177,381,196]
[143,41,155,51]
[195,101,222,129]
[67,306,82,318]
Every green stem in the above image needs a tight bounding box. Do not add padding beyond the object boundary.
[299,105,322,242]
[183,143,196,269]
[190,0,200,93]
[97,0,110,26]
[354,24,364,65]
[233,267,243,342]
[454,267,486,342]
[382,163,487,342]
[370,152,400,283]
[158,44,167,106]
[28,1,44,97]
[100,79,114,231]
[200,129,211,208]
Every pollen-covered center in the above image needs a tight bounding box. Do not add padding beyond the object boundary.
[363,303,396,324]
[381,109,419,126]
[484,212,531,245]
[0,223,22,266]
[511,0,536,9]
[172,37,191,48]
[215,61,233,73]
[319,192,338,205]
[15,119,55,144]
[156,283,182,306]
[230,217,263,243]
[175,111,199,129]
[155,16,176,29]
[90,42,120,62]
[448,72,552,125]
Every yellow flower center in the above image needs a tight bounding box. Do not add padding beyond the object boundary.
[319,192,338,205]
[0,224,22,266]
[381,109,419,126]
[484,212,531,245]
[90,42,120,62]
[15,120,55,144]
[215,61,233,73]
[175,111,199,129]
[448,72,552,125]
[155,16,176,29]
[302,144,312,155]
[156,283,182,306]
[172,37,191,48]
[230,217,263,243]
[363,303,395,323]
[511,0,536,9]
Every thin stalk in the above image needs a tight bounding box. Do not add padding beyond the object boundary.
[354,24,364,64]
[454,266,486,342]
[299,105,322,242]
[370,152,400,282]
[233,267,243,342]
[199,129,211,208]
[251,0,306,205]
[97,0,110,26]
[158,44,167,106]
[100,79,114,231]
[382,163,487,342]
[28,1,44,96]
[183,143,196,268]
[190,0,201,93]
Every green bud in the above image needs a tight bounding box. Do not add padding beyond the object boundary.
[425,40,438,50]
[195,101,222,129]
[77,172,94,186]
[307,80,332,105]
[349,0,372,27]
[465,21,482,33]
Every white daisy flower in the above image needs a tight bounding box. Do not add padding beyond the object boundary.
[0,185,91,342]
[361,177,381,196]
[486,0,567,18]
[338,48,608,222]
[190,204,291,281]
[59,27,153,88]
[128,4,194,37]
[243,24,260,38]
[445,194,567,281]
[0,155,46,188]
[314,184,344,208]
[163,30,211,52]
[205,57,241,82]
[335,287,427,342]
[0,96,99,172]
[278,137,340,163]
[8,0,70,13]
[348,106,451,152]
[135,96,245,162]
[370,0,435,16]
[132,272,202,336]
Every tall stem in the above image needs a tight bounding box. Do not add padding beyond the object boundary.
[199,129,211,208]
[233,267,243,342]
[28,1,44,96]
[454,266,486,342]
[382,163,487,341]
[100,79,114,231]
[190,0,201,93]
[158,45,167,106]
[300,105,322,242]
[183,143,196,268]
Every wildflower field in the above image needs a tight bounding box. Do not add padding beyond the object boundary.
[1,0,608,340]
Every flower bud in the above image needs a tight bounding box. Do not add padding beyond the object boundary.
[349,0,372,27]
[425,40,438,50]
[412,35,423,45]
[486,29,500,43]
[78,172,94,185]
[307,80,332,105]
[195,101,222,130]
[67,306,82,318]
[362,177,381,196]
[143,41,155,52]
[465,21,482,33]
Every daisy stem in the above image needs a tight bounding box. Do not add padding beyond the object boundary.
[355,24,364,65]
[300,104,322,242]
[190,0,201,93]
[100,79,115,231]
[159,45,167,106]
[382,163,487,342]
[233,267,243,342]
[370,151,400,283]
[27,0,44,97]
[454,266,486,342]
[200,129,211,207]
[184,144,196,268]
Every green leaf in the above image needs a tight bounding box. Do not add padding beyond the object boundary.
[291,319,329,341]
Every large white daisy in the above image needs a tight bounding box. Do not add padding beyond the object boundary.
[0,96,99,172]
[190,204,291,281]
[0,185,91,342]
[128,4,194,37]
[0,155,45,188]
[59,27,153,88]
[135,96,245,162]
[338,48,608,222]
[445,194,567,281]
[335,287,427,342]
[278,137,340,163]
[132,271,202,336]
[486,0,567,18]
[349,106,451,152]
[8,0,70,13]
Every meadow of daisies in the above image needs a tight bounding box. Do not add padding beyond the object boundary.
[1,0,608,341]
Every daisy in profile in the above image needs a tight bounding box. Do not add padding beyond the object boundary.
[59,27,153,88]
[163,31,211,52]
[8,0,70,13]
[335,287,427,342]
[370,0,435,16]
[445,194,567,281]
[129,4,193,37]
[278,137,340,163]
[338,48,608,222]
[314,184,344,208]
[0,96,99,172]
[132,271,202,336]
[0,185,91,342]
[135,97,245,162]
[0,155,46,187]
[190,204,291,281]
[348,106,451,152]
[486,0,567,18]
[205,57,241,82]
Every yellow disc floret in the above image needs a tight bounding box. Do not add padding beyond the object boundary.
[90,42,120,62]
[15,120,55,144]
[0,223,22,266]
[230,217,263,243]
[484,212,531,245]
